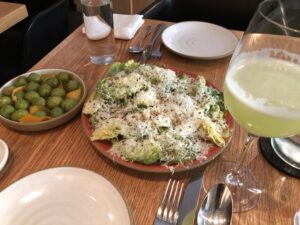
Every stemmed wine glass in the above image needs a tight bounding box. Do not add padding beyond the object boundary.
[203,0,300,212]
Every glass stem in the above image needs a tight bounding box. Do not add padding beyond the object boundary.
[232,134,256,175]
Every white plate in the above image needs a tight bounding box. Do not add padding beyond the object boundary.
[162,21,239,59]
[0,139,9,172]
[0,167,132,225]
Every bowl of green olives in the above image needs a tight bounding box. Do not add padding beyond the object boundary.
[0,69,87,131]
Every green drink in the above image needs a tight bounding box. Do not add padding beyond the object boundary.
[224,52,300,137]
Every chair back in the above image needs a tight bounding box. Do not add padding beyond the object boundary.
[21,0,69,71]
[141,0,264,30]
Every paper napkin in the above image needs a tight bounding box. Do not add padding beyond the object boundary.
[113,14,144,40]
[82,14,144,40]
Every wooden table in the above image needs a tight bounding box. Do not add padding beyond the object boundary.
[0,1,28,33]
[0,19,299,225]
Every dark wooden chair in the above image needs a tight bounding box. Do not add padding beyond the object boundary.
[21,0,69,72]
[0,0,69,86]
[141,0,263,31]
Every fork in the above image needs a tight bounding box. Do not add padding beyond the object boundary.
[151,41,163,58]
[155,179,184,225]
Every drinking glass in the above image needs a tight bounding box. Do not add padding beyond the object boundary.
[81,0,116,65]
[203,0,300,212]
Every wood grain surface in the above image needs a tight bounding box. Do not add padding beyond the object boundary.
[0,19,299,225]
[0,1,28,33]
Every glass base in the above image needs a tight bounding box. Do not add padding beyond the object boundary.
[90,54,115,65]
[271,137,300,170]
[203,161,261,212]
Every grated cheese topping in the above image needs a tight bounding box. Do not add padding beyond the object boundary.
[83,61,230,166]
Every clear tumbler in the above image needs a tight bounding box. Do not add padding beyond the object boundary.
[81,0,116,65]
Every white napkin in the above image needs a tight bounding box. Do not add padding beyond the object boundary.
[113,14,144,40]
[82,13,144,40]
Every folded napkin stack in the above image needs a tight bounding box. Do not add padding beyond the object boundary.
[83,14,144,40]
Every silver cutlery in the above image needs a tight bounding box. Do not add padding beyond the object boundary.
[128,25,153,53]
[177,168,204,225]
[139,23,167,64]
[294,210,300,225]
[197,183,233,225]
[154,178,184,225]
[151,41,163,58]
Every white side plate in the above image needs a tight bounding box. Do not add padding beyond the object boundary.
[162,21,239,59]
[0,139,9,172]
[0,167,132,225]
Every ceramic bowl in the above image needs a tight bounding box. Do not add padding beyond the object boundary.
[0,69,87,131]
[0,167,132,225]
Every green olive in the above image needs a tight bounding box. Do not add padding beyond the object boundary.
[44,77,59,88]
[61,98,77,112]
[25,81,40,92]
[27,73,41,83]
[47,96,63,109]
[31,97,46,106]
[50,107,64,117]
[0,96,13,107]
[51,87,66,98]
[11,109,28,121]
[2,85,15,96]
[0,105,15,118]
[38,84,52,97]
[15,99,30,110]
[15,91,25,100]
[14,76,27,87]
[24,91,40,102]
[33,111,47,117]
[56,72,70,83]
[66,80,80,92]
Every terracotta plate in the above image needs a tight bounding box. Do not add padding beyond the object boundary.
[81,67,234,173]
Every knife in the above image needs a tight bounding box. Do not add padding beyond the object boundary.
[177,168,204,225]
[139,23,167,64]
